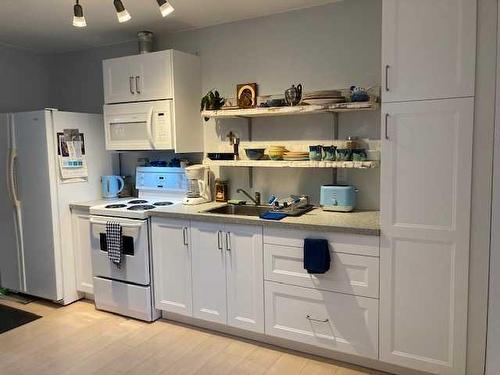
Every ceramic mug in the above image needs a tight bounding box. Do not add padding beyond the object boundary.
[352,149,367,161]
[335,148,352,161]
[322,146,336,161]
[309,145,323,161]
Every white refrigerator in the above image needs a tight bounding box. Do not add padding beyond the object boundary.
[0,109,112,304]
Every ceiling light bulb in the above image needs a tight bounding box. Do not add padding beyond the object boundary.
[73,1,87,27]
[157,0,174,17]
[113,0,131,23]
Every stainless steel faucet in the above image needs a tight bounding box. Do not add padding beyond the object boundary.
[236,188,261,206]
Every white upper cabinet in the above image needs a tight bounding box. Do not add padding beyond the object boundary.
[151,218,192,316]
[225,224,264,334]
[379,98,473,375]
[103,51,173,104]
[382,0,476,102]
[103,57,135,104]
[132,51,173,102]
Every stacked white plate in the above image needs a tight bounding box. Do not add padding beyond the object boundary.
[302,90,345,105]
[283,151,310,161]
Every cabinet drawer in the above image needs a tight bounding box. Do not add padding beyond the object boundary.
[265,281,378,359]
[264,244,379,298]
[263,228,379,257]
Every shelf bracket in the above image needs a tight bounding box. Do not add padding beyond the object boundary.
[332,112,339,185]
[248,166,254,189]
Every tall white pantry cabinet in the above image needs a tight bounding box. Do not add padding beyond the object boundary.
[380,1,476,375]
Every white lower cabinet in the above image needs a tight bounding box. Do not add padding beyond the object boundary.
[265,281,379,359]
[225,224,264,333]
[190,221,264,333]
[151,218,192,316]
[71,209,94,294]
[191,221,228,324]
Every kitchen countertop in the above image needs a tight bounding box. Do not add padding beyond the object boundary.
[70,200,380,235]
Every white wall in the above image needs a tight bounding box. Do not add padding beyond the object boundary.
[486,4,500,374]
[0,44,51,112]
[158,0,382,207]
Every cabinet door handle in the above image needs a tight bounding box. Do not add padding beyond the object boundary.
[135,76,141,94]
[182,227,188,246]
[129,76,135,94]
[385,113,390,140]
[306,315,329,323]
[225,232,231,252]
[217,231,223,251]
[385,65,390,92]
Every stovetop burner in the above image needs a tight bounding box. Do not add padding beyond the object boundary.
[128,199,149,204]
[105,204,128,209]
[154,201,174,206]
[127,204,156,211]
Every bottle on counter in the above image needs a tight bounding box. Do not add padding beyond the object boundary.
[215,179,229,202]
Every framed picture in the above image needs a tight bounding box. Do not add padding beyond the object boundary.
[237,83,258,108]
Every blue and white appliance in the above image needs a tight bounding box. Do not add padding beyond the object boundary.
[320,185,358,212]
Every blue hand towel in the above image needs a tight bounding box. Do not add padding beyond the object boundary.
[303,239,331,274]
[259,211,287,221]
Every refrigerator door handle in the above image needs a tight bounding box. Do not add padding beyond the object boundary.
[8,149,20,208]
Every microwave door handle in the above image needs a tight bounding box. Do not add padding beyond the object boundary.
[146,107,155,149]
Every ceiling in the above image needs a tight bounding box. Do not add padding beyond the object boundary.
[0,0,339,53]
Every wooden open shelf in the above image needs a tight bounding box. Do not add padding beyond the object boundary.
[203,159,379,169]
[201,102,379,119]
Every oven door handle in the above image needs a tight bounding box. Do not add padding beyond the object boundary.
[90,218,144,228]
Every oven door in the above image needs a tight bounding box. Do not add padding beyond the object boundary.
[90,216,150,286]
[103,100,173,151]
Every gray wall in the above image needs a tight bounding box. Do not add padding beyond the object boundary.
[0,44,51,112]
[48,42,136,113]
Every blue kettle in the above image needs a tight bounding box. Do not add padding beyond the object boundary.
[101,175,124,199]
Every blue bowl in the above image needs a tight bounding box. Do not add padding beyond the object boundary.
[245,148,266,160]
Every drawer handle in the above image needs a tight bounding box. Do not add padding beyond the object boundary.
[217,230,223,251]
[306,315,329,323]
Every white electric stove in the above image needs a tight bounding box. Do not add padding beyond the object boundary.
[89,167,188,321]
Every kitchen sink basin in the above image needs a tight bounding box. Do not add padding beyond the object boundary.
[204,205,270,217]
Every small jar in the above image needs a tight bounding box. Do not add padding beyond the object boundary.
[215,179,229,202]
[345,136,359,149]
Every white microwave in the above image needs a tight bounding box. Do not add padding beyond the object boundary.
[103,100,173,151]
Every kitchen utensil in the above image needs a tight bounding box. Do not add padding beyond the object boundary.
[309,145,323,161]
[266,98,286,107]
[245,148,266,160]
[101,175,125,199]
[320,185,358,212]
[345,136,359,149]
[207,153,234,160]
[183,165,211,205]
[302,90,342,98]
[335,148,352,161]
[285,84,303,106]
[302,97,346,105]
[267,145,287,160]
[352,149,368,161]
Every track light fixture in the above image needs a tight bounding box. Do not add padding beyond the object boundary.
[113,0,131,23]
[157,0,175,17]
[73,0,87,28]
[72,0,176,27]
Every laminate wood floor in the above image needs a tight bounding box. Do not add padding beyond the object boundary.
[0,299,386,375]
